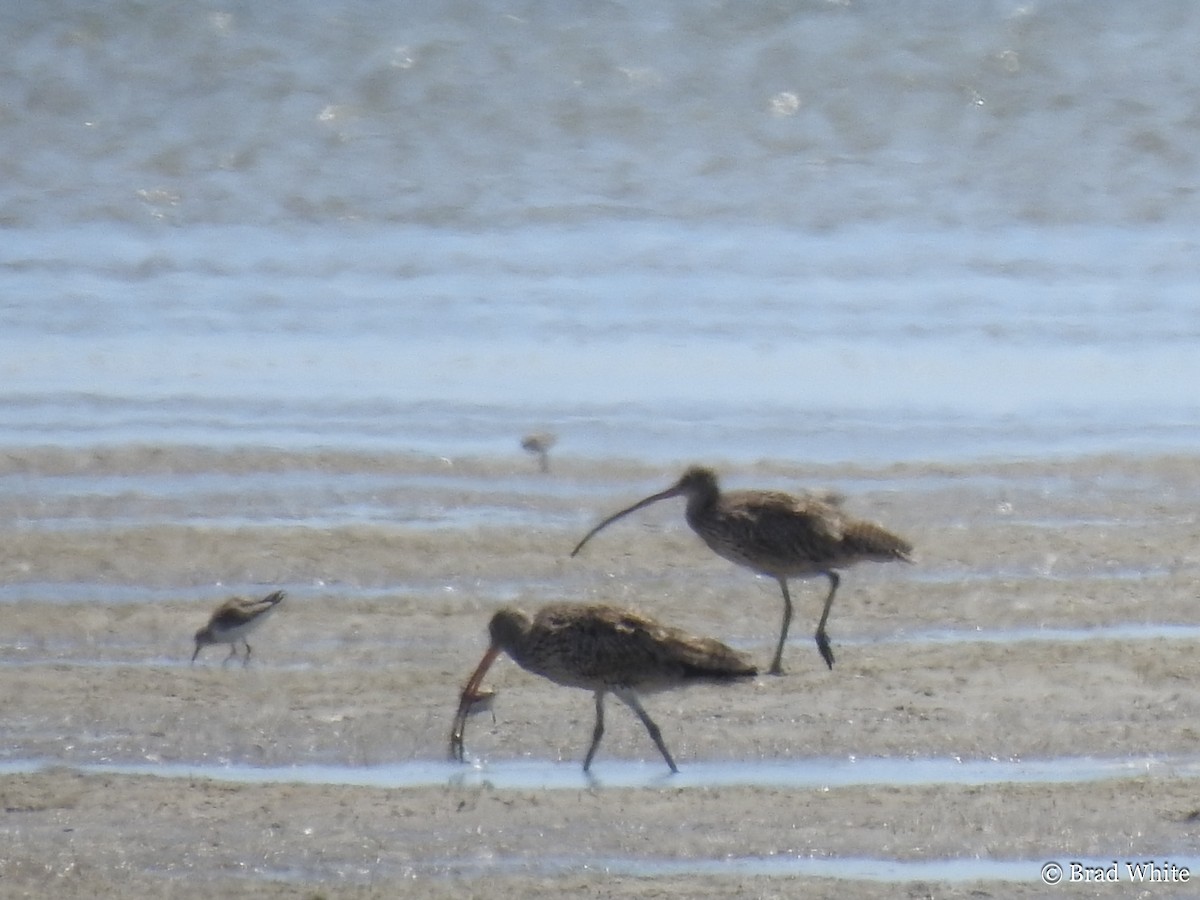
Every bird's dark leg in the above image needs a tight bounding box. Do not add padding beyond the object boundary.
[614,689,678,773]
[583,691,606,771]
[242,641,253,668]
[769,576,794,676]
[815,571,840,670]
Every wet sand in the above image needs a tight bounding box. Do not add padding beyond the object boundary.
[3,451,1200,897]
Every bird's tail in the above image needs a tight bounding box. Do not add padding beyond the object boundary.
[844,521,913,563]
[673,635,758,680]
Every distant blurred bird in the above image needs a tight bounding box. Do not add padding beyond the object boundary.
[572,466,912,674]
[192,590,285,667]
[449,601,757,772]
[520,432,557,473]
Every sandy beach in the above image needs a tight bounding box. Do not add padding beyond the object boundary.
[3,451,1200,898]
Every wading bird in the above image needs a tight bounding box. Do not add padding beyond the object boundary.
[571,466,912,674]
[449,602,757,772]
[192,590,285,667]
[520,431,558,473]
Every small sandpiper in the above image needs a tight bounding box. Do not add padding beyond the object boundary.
[520,431,557,473]
[192,590,285,667]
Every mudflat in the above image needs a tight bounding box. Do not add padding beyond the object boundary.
[3,452,1200,898]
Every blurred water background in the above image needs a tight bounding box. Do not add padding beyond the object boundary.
[3,1,1198,466]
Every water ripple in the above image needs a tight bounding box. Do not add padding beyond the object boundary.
[6,753,1198,791]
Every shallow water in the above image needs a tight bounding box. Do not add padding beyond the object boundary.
[464,854,1200,885]
[5,2,1200,465]
[7,752,1195,792]
[7,226,1200,466]
[5,620,1199,669]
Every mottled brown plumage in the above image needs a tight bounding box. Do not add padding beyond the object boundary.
[571,466,912,674]
[449,602,757,772]
[192,590,285,666]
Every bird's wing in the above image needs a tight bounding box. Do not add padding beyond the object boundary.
[578,606,755,680]
[209,592,280,628]
[722,490,846,555]
[208,595,248,621]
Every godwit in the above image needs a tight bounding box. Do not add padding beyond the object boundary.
[192,590,285,666]
[571,466,912,674]
[449,602,757,772]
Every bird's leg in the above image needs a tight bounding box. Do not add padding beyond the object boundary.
[815,571,840,670]
[769,576,794,676]
[222,644,237,668]
[242,641,253,668]
[614,689,678,774]
[583,691,606,771]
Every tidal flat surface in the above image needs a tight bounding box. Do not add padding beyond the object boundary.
[3,450,1200,898]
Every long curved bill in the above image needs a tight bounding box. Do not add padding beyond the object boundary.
[449,644,502,763]
[569,483,685,557]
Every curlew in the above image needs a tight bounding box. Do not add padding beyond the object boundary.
[192,590,285,667]
[571,466,912,675]
[449,602,757,773]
